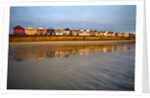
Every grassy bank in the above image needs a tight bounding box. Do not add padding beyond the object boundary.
[9,35,135,42]
[9,40,135,46]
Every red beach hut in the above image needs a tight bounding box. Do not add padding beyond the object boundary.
[37,26,45,35]
[13,25,24,35]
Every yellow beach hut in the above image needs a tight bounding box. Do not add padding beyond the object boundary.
[26,26,35,35]
[63,28,70,35]
[124,33,129,37]
[104,31,108,37]
[118,32,123,37]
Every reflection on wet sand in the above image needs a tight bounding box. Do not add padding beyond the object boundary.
[13,52,24,62]
[9,43,135,62]
[8,42,135,90]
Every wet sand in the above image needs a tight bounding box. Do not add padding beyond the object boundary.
[7,42,135,90]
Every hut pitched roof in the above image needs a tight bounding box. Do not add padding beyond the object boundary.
[47,27,55,30]
[13,25,24,29]
[64,28,70,31]
[48,27,54,29]
[86,30,90,32]
[37,26,45,30]
[56,27,62,30]
[26,26,35,30]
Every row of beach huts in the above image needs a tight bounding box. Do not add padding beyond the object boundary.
[12,45,130,62]
[13,25,135,37]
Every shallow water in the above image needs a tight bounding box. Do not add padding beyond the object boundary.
[7,42,135,90]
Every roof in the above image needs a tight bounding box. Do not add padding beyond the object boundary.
[56,27,62,30]
[79,29,84,31]
[37,26,45,30]
[86,30,90,32]
[26,26,35,30]
[64,28,70,31]
[47,27,55,30]
[72,29,77,32]
[48,27,53,29]
[13,25,24,29]
[90,30,95,32]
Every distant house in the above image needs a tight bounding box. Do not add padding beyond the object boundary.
[124,33,129,37]
[99,31,104,36]
[89,30,95,36]
[115,32,119,37]
[13,25,24,35]
[37,26,45,35]
[129,34,135,38]
[112,32,117,37]
[95,30,99,36]
[108,31,113,37]
[46,27,55,35]
[72,29,78,36]
[26,26,35,35]
[78,29,85,36]
[104,31,108,37]
[84,30,90,36]
[55,27,63,35]
[118,32,123,37]
[63,28,70,35]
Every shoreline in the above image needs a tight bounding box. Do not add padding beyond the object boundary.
[9,40,135,46]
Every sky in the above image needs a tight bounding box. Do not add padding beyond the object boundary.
[9,5,136,34]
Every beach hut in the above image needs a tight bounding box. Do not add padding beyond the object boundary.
[129,34,135,38]
[108,31,113,37]
[13,25,24,35]
[63,28,71,35]
[118,32,123,37]
[84,30,90,36]
[55,27,63,35]
[25,26,35,35]
[112,32,117,37]
[78,29,85,36]
[95,30,99,36]
[89,30,95,36]
[124,33,129,37]
[37,26,45,35]
[115,32,119,37]
[104,31,108,37]
[46,27,55,35]
[72,29,78,36]
[99,31,104,36]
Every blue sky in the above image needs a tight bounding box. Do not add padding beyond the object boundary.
[9,5,136,34]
